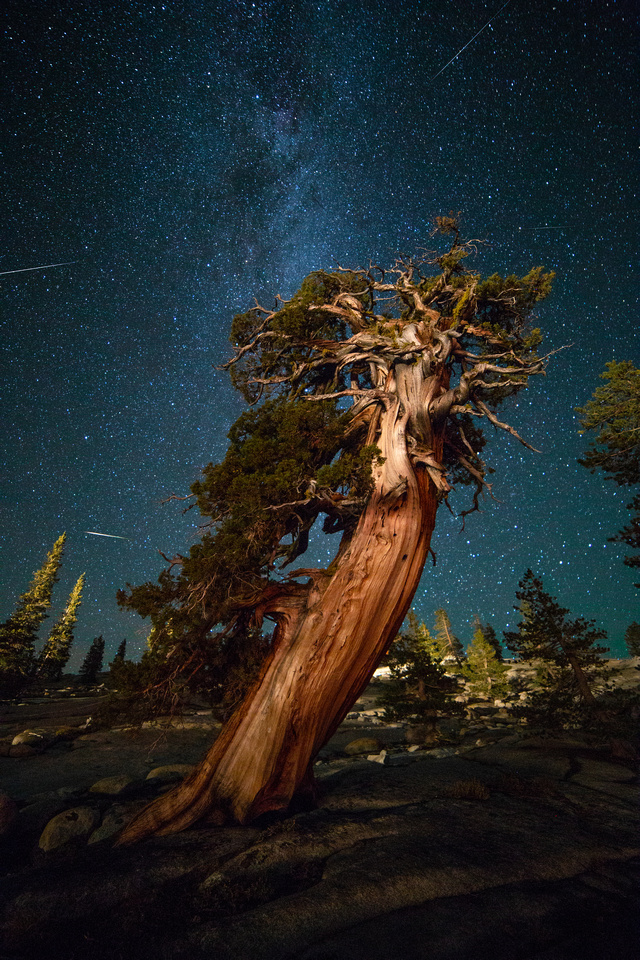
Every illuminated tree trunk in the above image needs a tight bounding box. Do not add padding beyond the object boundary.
[118,366,447,842]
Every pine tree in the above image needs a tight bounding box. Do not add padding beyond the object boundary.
[481,621,503,661]
[37,573,85,682]
[0,534,66,680]
[624,622,640,657]
[113,639,127,663]
[577,360,640,585]
[397,610,444,663]
[79,635,105,684]
[504,570,609,726]
[433,608,464,664]
[462,617,509,700]
[379,615,463,729]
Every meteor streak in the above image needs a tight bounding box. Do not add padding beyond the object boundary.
[0,261,77,277]
[85,531,131,540]
[430,0,513,81]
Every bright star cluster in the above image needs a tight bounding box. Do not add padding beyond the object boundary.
[1,0,637,664]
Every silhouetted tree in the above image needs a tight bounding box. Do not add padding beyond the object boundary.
[0,534,66,681]
[116,219,554,842]
[37,573,85,681]
[481,620,503,660]
[624,622,640,657]
[79,635,105,684]
[577,360,640,585]
[112,639,127,665]
[504,570,609,724]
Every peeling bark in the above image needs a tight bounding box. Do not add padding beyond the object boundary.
[116,243,555,844]
[118,361,446,843]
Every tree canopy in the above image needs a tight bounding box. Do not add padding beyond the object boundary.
[577,360,640,584]
[119,222,554,711]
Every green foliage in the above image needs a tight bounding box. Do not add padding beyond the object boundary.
[480,621,503,660]
[37,573,85,681]
[0,534,66,681]
[462,617,509,700]
[504,570,608,667]
[105,626,270,724]
[79,635,105,684]
[577,360,640,583]
[511,668,596,730]
[379,613,463,725]
[577,360,640,483]
[504,571,611,729]
[624,621,640,657]
[119,231,555,717]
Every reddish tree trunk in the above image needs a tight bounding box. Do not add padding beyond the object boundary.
[118,364,447,843]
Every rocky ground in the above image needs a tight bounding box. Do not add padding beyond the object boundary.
[0,665,638,959]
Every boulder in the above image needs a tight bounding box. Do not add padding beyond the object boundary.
[9,743,39,758]
[425,746,459,759]
[89,775,136,795]
[88,803,143,844]
[17,798,66,835]
[38,806,100,852]
[11,729,48,747]
[344,738,382,756]
[146,763,195,782]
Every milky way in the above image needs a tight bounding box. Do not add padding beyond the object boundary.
[1,0,637,664]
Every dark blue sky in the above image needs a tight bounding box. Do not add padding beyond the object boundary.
[1,0,637,665]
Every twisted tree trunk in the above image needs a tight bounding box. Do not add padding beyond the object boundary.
[118,362,447,843]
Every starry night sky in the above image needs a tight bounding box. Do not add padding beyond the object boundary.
[1,0,637,667]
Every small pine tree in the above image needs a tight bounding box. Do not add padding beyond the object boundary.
[624,622,640,657]
[79,635,105,684]
[379,614,463,729]
[433,608,465,663]
[398,610,444,662]
[0,534,66,680]
[504,570,609,727]
[481,621,503,661]
[37,573,85,681]
[462,617,510,701]
[113,639,127,663]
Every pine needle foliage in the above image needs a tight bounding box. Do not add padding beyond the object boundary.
[0,533,66,680]
[379,612,463,725]
[462,616,509,700]
[504,570,610,729]
[577,360,640,583]
[79,635,105,684]
[37,572,85,681]
[624,622,640,657]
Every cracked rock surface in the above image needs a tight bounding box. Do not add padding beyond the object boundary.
[1,736,638,960]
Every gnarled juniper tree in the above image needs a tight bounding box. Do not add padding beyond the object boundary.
[117,219,554,842]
